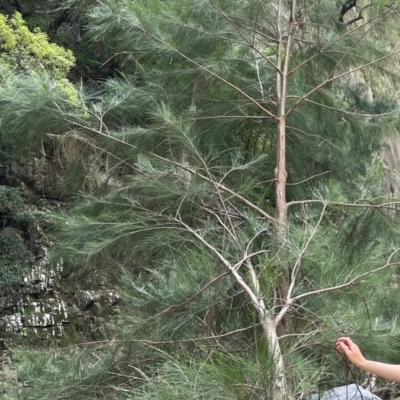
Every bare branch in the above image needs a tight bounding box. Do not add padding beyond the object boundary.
[209,1,280,74]
[287,97,394,118]
[287,199,400,210]
[286,204,327,301]
[120,14,278,121]
[287,47,400,117]
[193,115,272,120]
[293,248,400,302]
[151,272,229,320]
[213,182,238,241]
[137,325,257,344]
[65,120,277,224]
[275,248,400,325]
[245,229,269,257]
[176,217,265,317]
[233,249,269,271]
[198,202,237,240]
[286,170,331,186]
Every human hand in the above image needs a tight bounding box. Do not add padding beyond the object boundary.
[336,337,366,367]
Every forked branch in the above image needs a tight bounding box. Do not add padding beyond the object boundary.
[275,248,400,325]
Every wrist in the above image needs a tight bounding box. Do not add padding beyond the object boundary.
[354,357,368,369]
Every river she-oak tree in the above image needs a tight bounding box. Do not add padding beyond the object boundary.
[3,1,400,399]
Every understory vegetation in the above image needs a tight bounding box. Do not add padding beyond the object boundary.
[2,0,400,399]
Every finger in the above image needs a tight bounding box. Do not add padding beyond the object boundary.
[337,342,351,354]
[337,337,353,347]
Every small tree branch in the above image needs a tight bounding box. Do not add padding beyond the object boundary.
[176,217,265,317]
[287,97,393,118]
[286,204,327,301]
[287,47,400,117]
[209,1,280,74]
[233,250,269,270]
[294,251,400,302]
[65,121,277,224]
[287,170,331,186]
[287,199,400,209]
[275,248,400,324]
[137,325,257,344]
[151,272,229,320]
[289,6,395,77]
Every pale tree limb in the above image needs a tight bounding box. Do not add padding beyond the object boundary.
[193,115,271,120]
[233,250,269,271]
[137,325,257,344]
[245,229,269,257]
[175,216,265,317]
[197,202,237,241]
[213,182,238,242]
[286,170,331,186]
[287,199,400,210]
[151,271,229,320]
[63,120,278,224]
[274,248,400,325]
[286,204,327,301]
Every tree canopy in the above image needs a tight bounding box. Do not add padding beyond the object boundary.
[2,1,400,399]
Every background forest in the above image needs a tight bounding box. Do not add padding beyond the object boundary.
[2,0,400,399]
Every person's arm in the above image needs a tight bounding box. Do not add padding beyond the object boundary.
[336,337,400,382]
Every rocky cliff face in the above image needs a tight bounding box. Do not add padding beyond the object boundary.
[0,146,122,388]
[0,190,121,337]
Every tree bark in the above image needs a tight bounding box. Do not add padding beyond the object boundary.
[262,315,288,400]
[271,1,298,397]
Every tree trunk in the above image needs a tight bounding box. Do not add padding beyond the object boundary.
[271,1,298,397]
[262,315,289,400]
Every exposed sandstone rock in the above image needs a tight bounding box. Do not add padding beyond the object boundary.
[74,290,120,311]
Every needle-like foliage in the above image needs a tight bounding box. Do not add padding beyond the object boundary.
[4,0,400,399]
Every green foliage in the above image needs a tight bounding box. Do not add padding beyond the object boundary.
[0,186,24,214]
[0,11,80,160]
[3,0,400,399]
[0,229,34,286]
[0,12,75,79]
[0,187,33,286]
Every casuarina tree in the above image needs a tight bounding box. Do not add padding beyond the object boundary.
[3,1,400,399]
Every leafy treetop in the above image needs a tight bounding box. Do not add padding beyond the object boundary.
[0,12,75,78]
[0,12,77,101]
